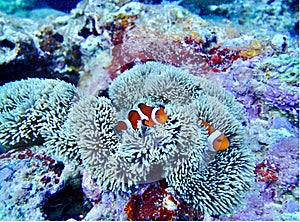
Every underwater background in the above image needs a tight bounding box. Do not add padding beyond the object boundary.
[0,0,299,220]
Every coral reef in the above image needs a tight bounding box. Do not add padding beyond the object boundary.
[263,86,299,123]
[260,53,299,86]
[0,78,81,150]
[1,0,275,92]
[98,2,259,79]
[0,14,40,85]
[124,181,205,220]
[204,42,299,125]
[0,145,89,220]
[0,12,83,86]
[226,112,299,221]
[105,29,210,79]
[208,0,299,36]
[0,0,298,220]
[84,192,128,221]
[266,137,299,194]
[0,61,254,217]
[82,170,129,220]
[125,184,183,220]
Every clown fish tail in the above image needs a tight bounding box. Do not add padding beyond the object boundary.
[201,120,216,135]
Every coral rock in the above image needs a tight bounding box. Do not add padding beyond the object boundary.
[0,146,65,220]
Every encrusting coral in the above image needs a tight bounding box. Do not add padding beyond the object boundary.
[75,61,254,216]
[0,78,81,151]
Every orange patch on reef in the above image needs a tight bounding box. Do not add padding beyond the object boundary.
[239,40,261,59]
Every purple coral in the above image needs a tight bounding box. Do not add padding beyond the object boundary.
[220,136,299,221]
[266,136,299,188]
[82,169,129,220]
[263,86,299,122]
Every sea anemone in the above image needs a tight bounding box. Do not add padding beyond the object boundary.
[43,112,81,163]
[70,96,121,187]
[79,61,254,216]
[0,78,81,151]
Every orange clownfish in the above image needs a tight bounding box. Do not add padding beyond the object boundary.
[116,103,168,132]
[201,120,229,151]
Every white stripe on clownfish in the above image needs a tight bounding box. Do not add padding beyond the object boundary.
[136,107,149,122]
[151,107,162,125]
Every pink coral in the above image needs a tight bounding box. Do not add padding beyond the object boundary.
[104,28,251,80]
[105,29,210,79]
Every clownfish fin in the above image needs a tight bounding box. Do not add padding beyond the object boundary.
[201,120,216,135]
[154,107,168,124]
[115,121,128,132]
[128,110,141,130]
[138,103,153,118]
[142,119,155,127]
[208,130,229,151]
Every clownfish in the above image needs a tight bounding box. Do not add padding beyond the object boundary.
[201,120,229,151]
[115,103,168,132]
